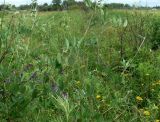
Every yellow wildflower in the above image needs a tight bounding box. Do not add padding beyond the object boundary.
[96,95,101,100]
[143,110,150,116]
[136,96,143,101]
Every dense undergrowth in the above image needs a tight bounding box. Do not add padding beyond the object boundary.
[0,7,160,122]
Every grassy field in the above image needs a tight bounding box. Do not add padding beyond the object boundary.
[0,8,160,122]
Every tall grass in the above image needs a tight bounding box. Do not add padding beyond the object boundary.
[0,2,160,122]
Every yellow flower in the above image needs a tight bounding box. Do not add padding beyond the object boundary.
[96,95,101,100]
[143,110,150,116]
[155,120,160,122]
[136,96,143,101]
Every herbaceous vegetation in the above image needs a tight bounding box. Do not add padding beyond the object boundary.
[0,0,160,121]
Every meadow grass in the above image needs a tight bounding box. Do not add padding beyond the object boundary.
[0,9,160,122]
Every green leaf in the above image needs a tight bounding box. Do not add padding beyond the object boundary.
[57,53,62,64]
[123,19,128,27]
[84,0,92,7]
[65,39,70,51]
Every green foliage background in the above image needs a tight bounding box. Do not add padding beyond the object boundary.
[0,4,160,122]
